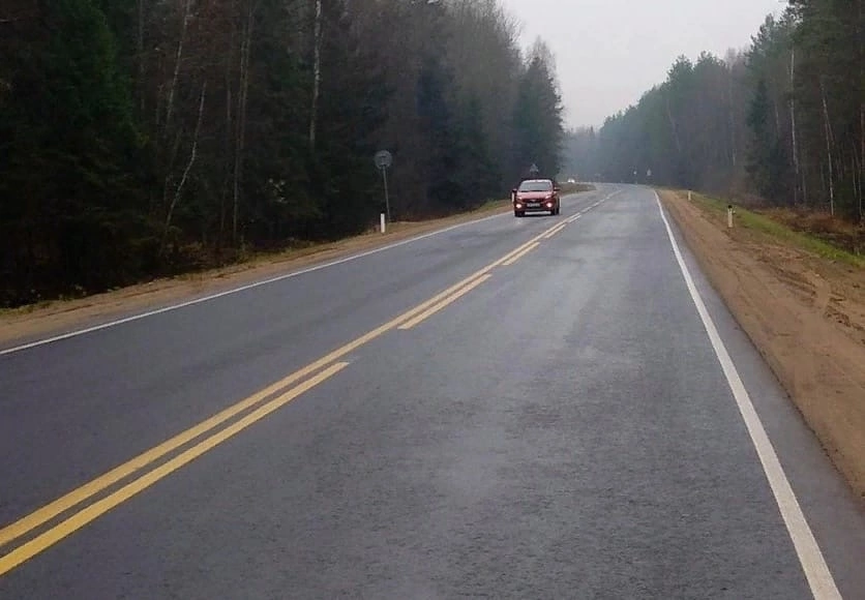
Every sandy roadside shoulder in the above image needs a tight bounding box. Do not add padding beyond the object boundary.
[659,189,865,499]
[0,202,517,348]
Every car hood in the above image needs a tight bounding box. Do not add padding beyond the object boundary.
[516,191,553,200]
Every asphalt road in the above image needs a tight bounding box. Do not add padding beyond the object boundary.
[1,184,863,599]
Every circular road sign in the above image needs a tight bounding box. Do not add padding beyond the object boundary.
[374,150,393,170]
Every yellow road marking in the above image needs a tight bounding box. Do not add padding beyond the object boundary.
[0,213,580,570]
[0,267,507,552]
[491,239,537,266]
[0,362,349,577]
[542,222,568,239]
[490,223,559,266]
[398,274,492,330]
[0,365,334,550]
[502,242,540,266]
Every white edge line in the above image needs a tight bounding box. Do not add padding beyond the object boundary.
[654,191,841,600]
[1,210,513,356]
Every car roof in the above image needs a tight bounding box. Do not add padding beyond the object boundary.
[520,178,552,183]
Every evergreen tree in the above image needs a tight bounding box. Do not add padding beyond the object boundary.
[311,0,391,237]
[746,79,790,200]
[512,47,564,182]
[417,52,465,210]
[0,0,149,304]
[455,95,501,204]
[0,0,574,306]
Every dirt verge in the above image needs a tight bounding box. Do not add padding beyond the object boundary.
[660,190,865,499]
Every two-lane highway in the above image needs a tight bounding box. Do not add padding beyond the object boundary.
[1,185,864,599]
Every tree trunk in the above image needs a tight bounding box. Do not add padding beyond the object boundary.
[161,131,183,215]
[728,67,737,167]
[159,0,193,218]
[165,0,193,134]
[666,97,682,154]
[234,2,254,245]
[309,0,323,151]
[860,0,864,219]
[853,151,862,221]
[773,100,780,141]
[220,28,235,253]
[162,81,207,254]
[789,46,800,205]
[860,102,864,220]
[137,0,145,116]
[821,79,835,216]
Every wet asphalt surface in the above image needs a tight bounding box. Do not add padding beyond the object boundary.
[1,185,864,599]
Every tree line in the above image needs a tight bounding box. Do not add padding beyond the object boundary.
[563,0,864,222]
[0,0,564,307]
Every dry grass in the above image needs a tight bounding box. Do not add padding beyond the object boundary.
[760,208,865,256]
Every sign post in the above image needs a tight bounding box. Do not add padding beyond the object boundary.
[374,150,393,224]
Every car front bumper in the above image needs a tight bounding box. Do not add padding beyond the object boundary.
[515,200,557,211]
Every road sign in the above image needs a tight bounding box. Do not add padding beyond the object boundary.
[374,150,392,170]
[528,163,540,175]
[374,150,392,223]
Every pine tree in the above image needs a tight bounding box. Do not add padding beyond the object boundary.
[417,52,464,211]
[0,0,148,304]
[512,46,564,182]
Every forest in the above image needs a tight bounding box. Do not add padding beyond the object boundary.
[563,0,864,225]
[0,0,564,307]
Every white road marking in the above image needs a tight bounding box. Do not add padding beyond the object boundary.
[564,190,620,224]
[655,191,841,600]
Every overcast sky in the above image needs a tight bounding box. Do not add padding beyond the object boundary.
[503,0,785,129]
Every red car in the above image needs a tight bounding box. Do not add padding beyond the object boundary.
[512,179,560,217]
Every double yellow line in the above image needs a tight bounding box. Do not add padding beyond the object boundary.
[0,363,349,575]
[0,213,577,576]
[401,220,567,327]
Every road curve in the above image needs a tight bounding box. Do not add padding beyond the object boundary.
[0,184,863,599]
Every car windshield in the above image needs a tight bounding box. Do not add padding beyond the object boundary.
[518,180,553,192]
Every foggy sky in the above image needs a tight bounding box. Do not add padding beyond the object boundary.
[504,0,784,128]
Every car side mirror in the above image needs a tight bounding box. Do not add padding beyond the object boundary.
[553,187,560,192]
[511,188,518,194]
